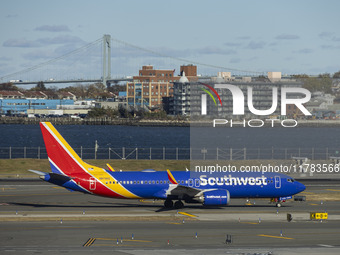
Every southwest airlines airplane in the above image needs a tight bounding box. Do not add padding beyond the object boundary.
[30,122,306,208]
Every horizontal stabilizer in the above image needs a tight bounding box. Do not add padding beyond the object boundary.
[29,169,72,183]
[29,169,47,176]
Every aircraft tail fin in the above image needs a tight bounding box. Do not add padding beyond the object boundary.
[40,122,99,176]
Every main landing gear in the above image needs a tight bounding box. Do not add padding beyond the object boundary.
[164,199,184,209]
[270,198,283,207]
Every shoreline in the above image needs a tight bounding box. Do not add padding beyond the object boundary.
[1,117,340,127]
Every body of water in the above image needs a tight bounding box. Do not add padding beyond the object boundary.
[0,124,340,149]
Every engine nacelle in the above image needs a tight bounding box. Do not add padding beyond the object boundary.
[203,189,230,206]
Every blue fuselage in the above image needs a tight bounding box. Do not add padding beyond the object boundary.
[104,171,305,200]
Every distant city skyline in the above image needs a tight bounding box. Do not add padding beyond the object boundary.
[1,0,340,81]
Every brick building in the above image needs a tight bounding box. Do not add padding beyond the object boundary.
[127,65,197,110]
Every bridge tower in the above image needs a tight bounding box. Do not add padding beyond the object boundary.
[102,34,111,87]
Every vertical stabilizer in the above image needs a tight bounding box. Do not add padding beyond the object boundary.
[40,122,95,176]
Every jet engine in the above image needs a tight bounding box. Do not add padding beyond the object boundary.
[191,189,230,206]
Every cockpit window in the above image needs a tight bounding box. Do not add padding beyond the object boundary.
[287,178,295,182]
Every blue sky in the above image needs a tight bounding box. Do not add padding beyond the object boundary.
[1,0,340,82]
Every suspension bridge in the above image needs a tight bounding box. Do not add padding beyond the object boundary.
[0,34,263,88]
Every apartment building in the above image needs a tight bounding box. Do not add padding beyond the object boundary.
[127,65,197,110]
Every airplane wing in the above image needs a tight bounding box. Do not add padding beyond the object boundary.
[166,184,202,198]
[164,170,212,200]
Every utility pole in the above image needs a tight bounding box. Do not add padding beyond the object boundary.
[95,140,99,160]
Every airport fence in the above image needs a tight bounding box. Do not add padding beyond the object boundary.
[0,146,339,160]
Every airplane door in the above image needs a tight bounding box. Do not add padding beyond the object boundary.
[275,176,281,189]
[188,179,194,187]
[195,179,200,187]
[90,177,96,190]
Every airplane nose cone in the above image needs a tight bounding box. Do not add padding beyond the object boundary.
[297,182,306,193]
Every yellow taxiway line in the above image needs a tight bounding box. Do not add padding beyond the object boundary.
[178,212,198,218]
[258,234,294,240]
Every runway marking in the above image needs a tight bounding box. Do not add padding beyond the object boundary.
[139,199,155,203]
[0,193,70,197]
[258,234,294,240]
[325,189,340,192]
[1,187,16,190]
[92,244,155,247]
[95,238,152,243]
[123,239,152,243]
[178,212,198,218]
[318,244,335,248]
[83,238,96,247]
[240,222,259,225]
[309,203,319,206]
[301,192,315,194]
[168,222,182,225]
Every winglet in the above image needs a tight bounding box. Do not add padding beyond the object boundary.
[167,169,178,185]
[106,163,115,172]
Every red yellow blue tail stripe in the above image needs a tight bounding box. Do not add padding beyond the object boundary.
[40,122,140,199]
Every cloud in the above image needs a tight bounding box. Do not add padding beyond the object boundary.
[318,32,340,42]
[6,14,18,18]
[3,38,40,48]
[195,46,236,55]
[37,35,84,45]
[245,41,266,50]
[0,57,11,61]
[319,32,333,38]
[275,34,300,40]
[35,25,71,32]
[22,50,58,60]
[224,42,242,47]
[297,48,313,54]
[237,36,251,40]
[3,35,85,49]
[321,44,340,50]
[229,58,241,63]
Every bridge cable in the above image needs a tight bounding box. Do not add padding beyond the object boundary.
[110,36,264,75]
